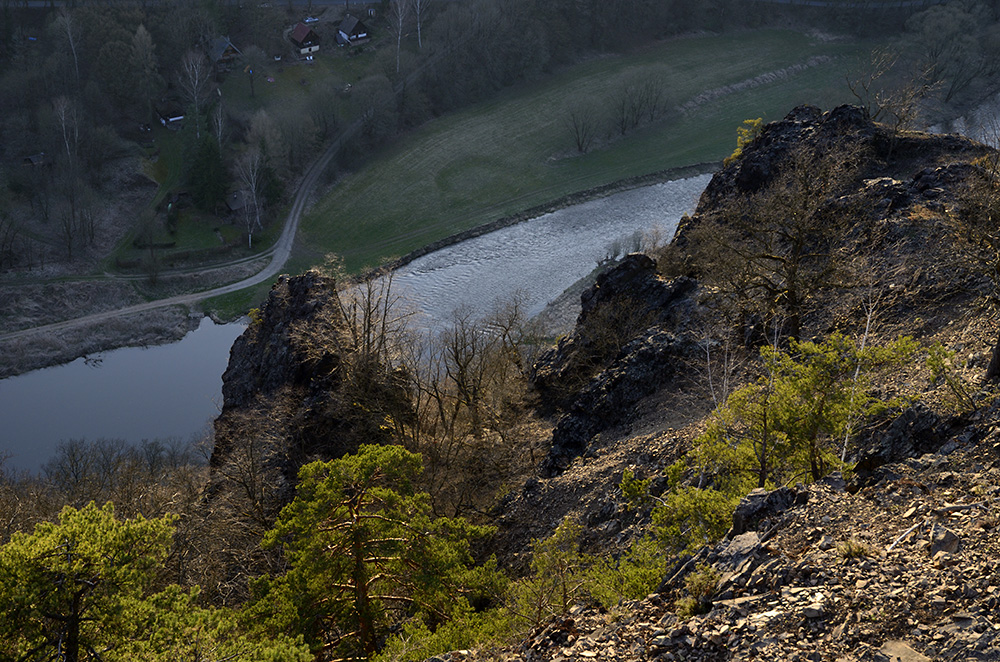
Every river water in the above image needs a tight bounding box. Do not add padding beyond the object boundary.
[394,175,712,329]
[0,175,710,472]
[0,317,246,472]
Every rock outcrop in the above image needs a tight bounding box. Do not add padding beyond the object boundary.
[211,271,409,495]
[531,255,701,476]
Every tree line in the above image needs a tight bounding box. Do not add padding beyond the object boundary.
[1,0,956,274]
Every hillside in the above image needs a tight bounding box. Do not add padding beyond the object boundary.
[200,104,1000,659]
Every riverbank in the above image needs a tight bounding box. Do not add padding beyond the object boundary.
[0,167,714,380]
[0,307,200,380]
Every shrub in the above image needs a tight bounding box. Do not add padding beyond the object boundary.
[684,563,720,601]
[723,117,762,166]
[510,518,588,628]
[675,563,720,619]
[836,537,872,560]
[585,536,668,608]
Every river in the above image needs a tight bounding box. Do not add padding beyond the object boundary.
[0,317,246,472]
[394,175,712,330]
[0,175,710,472]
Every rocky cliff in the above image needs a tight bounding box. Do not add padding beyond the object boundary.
[209,105,1000,661]
[210,271,409,505]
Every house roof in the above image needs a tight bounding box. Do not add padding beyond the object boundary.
[290,23,318,45]
[339,14,366,36]
[209,36,240,63]
[227,190,250,212]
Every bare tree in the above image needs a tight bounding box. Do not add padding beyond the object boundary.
[686,143,865,340]
[950,149,1000,384]
[0,209,23,270]
[178,50,213,136]
[53,96,80,242]
[410,298,534,516]
[566,106,599,153]
[235,147,263,249]
[54,8,80,91]
[387,0,411,74]
[131,24,163,122]
[53,95,79,167]
[412,0,433,49]
[638,74,667,122]
[212,96,226,150]
[847,48,931,144]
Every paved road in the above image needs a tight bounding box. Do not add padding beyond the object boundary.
[0,120,353,344]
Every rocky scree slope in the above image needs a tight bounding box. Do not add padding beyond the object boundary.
[207,104,1000,660]
[463,438,1000,662]
[481,105,1000,658]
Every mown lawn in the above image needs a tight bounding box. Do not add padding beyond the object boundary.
[301,30,872,272]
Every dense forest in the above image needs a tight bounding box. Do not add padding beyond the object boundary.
[6,0,1000,660]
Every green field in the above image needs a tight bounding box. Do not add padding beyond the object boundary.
[301,30,872,272]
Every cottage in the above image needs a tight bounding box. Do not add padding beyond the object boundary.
[290,23,320,55]
[336,15,370,46]
[22,153,46,167]
[227,190,250,213]
[209,36,241,71]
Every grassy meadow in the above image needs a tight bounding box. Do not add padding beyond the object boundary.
[300,30,872,272]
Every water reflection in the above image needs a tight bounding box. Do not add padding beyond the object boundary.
[0,317,246,472]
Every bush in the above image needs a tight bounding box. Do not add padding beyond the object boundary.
[674,563,719,619]
[723,117,762,166]
[836,537,872,560]
[585,536,668,608]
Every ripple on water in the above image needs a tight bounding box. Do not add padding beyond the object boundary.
[393,174,711,329]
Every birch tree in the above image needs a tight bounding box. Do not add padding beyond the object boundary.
[178,50,212,136]
[412,0,433,49]
[235,146,263,248]
[388,0,411,74]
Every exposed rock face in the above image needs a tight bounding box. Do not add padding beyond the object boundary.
[211,272,407,491]
[531,255,700,476]
[540,329,695,477]
[690,103,989,222]
[218,271,343,412]
[851,404,948,483]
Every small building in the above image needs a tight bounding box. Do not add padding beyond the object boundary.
[209,36,241,71]
[336,15,369,46]
[156,100,185,128]
[22,153,46,167]
[290,22,320,55]
[226,190,250,213]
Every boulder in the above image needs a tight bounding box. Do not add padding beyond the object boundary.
[730,486,799,537]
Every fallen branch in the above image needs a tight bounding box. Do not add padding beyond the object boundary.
[886,519,926,553]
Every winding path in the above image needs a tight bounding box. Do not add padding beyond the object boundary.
[0,122,351,344]
[0,38,831,347]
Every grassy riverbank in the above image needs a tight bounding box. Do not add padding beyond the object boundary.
[300,30,870,272]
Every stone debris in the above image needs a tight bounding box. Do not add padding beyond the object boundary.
[460,439,1000,662]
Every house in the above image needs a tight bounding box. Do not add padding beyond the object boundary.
[336,15,369,46]
[209,36,241,71]
[156,100,185,128]
[22,153,46,167]
[290,23,320,55]
[226,190,250,213]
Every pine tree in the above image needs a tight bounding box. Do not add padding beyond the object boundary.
[259,445,498,660]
